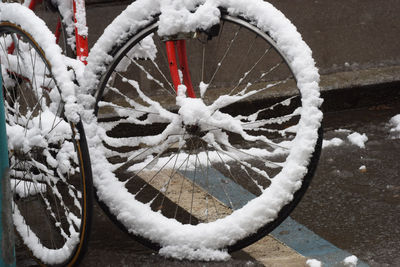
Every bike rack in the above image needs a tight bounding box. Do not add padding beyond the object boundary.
[0,66,16,267]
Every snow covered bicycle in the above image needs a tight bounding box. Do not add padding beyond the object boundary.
[0,3,93,266]
[85,0,323,259]
[8,0,323,261]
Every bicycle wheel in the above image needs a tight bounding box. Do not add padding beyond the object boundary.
[88,0,322,257]
[3,0,76,57]
[0,4,92,266]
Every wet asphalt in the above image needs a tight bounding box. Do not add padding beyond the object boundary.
[291,100,400,267]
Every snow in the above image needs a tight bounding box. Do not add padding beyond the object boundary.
[335,128,351,133]
[306,255,359,267]
[322,137,343,148]
[11,179,47,198]
[347,132,368,148]
[159,245,230,261]
[306,259,322,267]
[322,131,368,149]
[389,114,400,130]
[199,81,209,98]
[52,0,76,51]
[323,130,371,149]
[389,114,400,138]
[158,0,220,36]
[73,0,88,36]
[6,109,72,154]
[343,255,358,267]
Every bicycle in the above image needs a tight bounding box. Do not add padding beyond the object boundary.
[0,3,93,266]
[87,0,323,258]
[5,0,323,262]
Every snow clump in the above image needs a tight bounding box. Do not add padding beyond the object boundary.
[343,255,358,267]
[389,114,400,138]
[306,259,322,267]
[347,132,368,148]
[322,137,344,148]
[159,245,230,261]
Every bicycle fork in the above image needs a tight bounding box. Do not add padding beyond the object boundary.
[27,0,89,64]
[165,40,196,98]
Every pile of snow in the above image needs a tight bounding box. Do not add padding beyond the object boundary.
[306,259,322,267]
[307,255,359,267]
[322,137,344,148]
[389,114,400,138]
[323,130,368,149]
[343,255,358,267]
[159,245,230,261]
[347,132,368,148]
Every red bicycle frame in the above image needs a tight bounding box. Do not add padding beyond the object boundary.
[28,0,89,64]
[165,40,196,98]
[27,0,195,97]
[72,0,89,64]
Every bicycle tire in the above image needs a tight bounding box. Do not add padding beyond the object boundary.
[87,0,322,257]
[3,0,76,57]
[0,3,92,266]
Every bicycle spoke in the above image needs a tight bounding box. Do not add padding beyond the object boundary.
[232,35,258,83]
[207,26,241,88]
[229,46,271,95]
[123,54,176,97]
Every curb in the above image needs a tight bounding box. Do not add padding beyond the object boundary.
[320,65,400,112]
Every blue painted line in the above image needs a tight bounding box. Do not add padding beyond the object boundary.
[184,167,254,209]
[271,217,369,267]
[184,167,369,267]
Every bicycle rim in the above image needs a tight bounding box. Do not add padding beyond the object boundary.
[93,9,322,252]
[0,21,92,266]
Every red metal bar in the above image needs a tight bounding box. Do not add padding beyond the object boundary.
[176,40,196,98]
[55,19,62,45]
[73,0,89,64]
[165,41,181,95]
[7,43,14,55]
[28,0,42,10]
